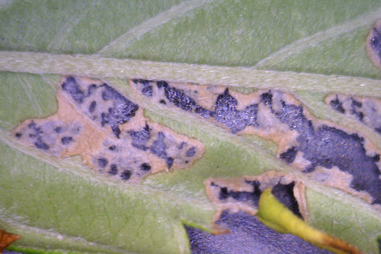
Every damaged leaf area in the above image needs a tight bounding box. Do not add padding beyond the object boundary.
[3,1,381,254]
[132,80,381,208]
[326,93,381,135]
[188,173,359,254]
[13,76,204,182]
[205,171,307,219]
[0,229,20,253]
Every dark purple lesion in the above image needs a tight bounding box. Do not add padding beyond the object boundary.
[274,100,381,205]
[61,77,139,138]
[26,121,50,150]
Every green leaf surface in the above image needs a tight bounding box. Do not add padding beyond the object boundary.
[1,0,381,253]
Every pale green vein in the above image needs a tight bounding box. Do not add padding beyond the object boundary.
[99,0,219,56]
[1,51,381,96]
[255,7,381,68]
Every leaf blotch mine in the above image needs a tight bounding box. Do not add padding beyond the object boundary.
[13,76,205,182]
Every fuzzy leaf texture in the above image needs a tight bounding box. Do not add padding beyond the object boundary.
[1,0,381,253]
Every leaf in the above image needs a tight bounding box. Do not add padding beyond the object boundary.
[1,0,381,253]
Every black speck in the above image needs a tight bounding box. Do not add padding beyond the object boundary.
[109,164,118,175]
[140,163,151,171]
[214,180,262,207]
[157,81,168,89]
[186,147,196,157]
[61,136,73,145]
[121,170,132,180]
[15,132,22,138]
[350,99,364,121]
[142,85,153,97]
[98,158,108,168]
[54,127,63,133]
[280,147,298,163]
[61,76,86,104]
[166,157,174,169]
[128,124,151,150]
[35,139,49,150]
[150,132,168,159]
[160,100,166,104]
[89,101,97,113]
[108,145,116,151]
[374,154,380,162]
[132,79,153,85]
[260,91,273,110]
[329,97,345,114]
[178,142,186,150]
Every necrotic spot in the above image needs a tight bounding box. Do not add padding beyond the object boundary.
[142,85,153,97]
[61,76,86,103]
[178,142,186,150]
[279,147,298,164]
[54,126,63,133]
[329,97,345,114]
[98,158,108,168]
[150,132,167,159]
[213,180,262,207]
[350,99,364,121]
[140,163,151,171]
[15,132,22,138]
[186,147,196,157]
[166,157,174,169]
[89,101,97,113]
[35,139,49,150]
[61,136,73,145]
[260,91,273,110]
[128,124,151,150]
[121,170,132,180]
[109,164,118,175]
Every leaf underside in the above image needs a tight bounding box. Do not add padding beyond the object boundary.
[1,1,381,254]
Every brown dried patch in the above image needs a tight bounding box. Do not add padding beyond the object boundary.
[0,229,20,253]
